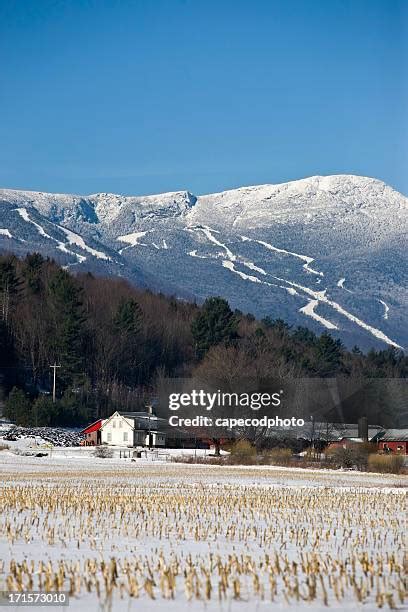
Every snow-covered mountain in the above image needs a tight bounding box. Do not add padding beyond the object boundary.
[1,175,407,350]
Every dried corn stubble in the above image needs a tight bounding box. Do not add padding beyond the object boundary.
[0,469,406,607]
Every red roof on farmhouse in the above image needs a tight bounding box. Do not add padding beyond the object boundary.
[82,420,102,434]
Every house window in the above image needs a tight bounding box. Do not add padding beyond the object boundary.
[113,421,116,428]
[119,421,122,428]
[107,432,112,442]
[123,432,128,442]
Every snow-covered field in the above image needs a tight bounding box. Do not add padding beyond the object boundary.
[0,450,406,611]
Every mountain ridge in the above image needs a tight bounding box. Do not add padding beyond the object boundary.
[1,173,404,200]
[1,174,407,351]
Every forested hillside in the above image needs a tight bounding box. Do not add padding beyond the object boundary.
[1,175,407,351]
[0,253,406,427]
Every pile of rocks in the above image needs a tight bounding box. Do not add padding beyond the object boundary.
[2,426,84,447]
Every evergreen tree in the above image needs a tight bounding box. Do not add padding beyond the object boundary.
[32,395,58,426]
[292,326,317,346]
[315,333,343,377]
[0,257,20,323]
[262,317,291,337]
[191,297,238,356]
[59,390,89,426]
[23,252,45,294]
[254,327,266,339]
[48,269,86,390]
[114,298,142,335]
[0,319,15,371]
[112,298,143,384]
[4,387,32,426]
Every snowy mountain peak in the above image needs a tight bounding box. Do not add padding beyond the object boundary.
[1,175,405,227]
[0,175,407,351]
[199,174,391,197]
[188,174,407,230]
[90,190,197,223]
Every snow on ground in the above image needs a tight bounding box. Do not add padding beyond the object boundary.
[3,175,407,350]
[242,236,324,277]
[117,230,151,254]
[299,299,338,330]
[0,450,406,611]
[188,249,212,259]
[193,225,237,261]
[0,228,13,238]
[271,273,403,349]
[15,207,53,238]
[222,260,264,283]
[58,225,111,260]
[188,226,403,349]
[337,277,353,293]
[14,207,86,264]
[0,448,406,486]
[379,299,390,320]
[0,451,406,611]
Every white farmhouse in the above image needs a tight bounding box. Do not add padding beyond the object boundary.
[100,411,166,448]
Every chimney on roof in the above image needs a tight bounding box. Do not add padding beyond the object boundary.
[358,416,368,442]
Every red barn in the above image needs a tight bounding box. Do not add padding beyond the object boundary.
[373,429,408,455]
[81,419,102,446]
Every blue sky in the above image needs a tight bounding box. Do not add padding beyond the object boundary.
[1,0,407,196]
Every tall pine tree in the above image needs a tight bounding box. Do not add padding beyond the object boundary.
[0,257,20,323]
[48,269,86,391]
[114,298,142,335]
[315,332,343,377]
[191,297,238,356]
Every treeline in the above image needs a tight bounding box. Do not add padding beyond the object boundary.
[0,253,407,427]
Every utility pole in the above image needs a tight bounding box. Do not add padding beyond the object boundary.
[146,403,152,449]
[310,415,315,452]
[50,363,61,403]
